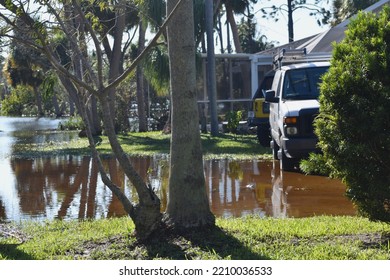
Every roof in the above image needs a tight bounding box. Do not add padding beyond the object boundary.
[258,0,390,55]
[257,35,318,55]
[297,25,346,53]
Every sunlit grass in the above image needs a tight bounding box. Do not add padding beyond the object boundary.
[12,131,272,160]
[2,216,390,260]
[0,218,135,260]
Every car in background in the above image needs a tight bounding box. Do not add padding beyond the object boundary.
[248,70,275,147]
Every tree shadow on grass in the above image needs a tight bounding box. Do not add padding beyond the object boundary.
[0,243,34,260]
[118,134,171,154]
[201,134,270,156]
[143,225,269,260]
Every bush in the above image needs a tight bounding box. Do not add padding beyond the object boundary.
[316,7,390,221]
[299,153,332,176]
[225,110,243,134]
[1,85,35,116]
[58,115,85,131]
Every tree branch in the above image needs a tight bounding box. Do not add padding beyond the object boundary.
[72,0,104,89]
[74,83,135,217]
[45,0,99,88]
[0,0,99,94]
[104,0,186,93]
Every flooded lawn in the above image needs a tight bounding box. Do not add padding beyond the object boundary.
[0,117,356,221]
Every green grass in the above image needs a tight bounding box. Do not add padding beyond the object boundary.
[13,131,272,160]
[2,216,390,260]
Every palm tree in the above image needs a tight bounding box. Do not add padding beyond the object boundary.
[139,0,212,134]
[165,0,215,229]
[218,0,257,98]
[136,0,169,131]
[220,0,258,53]
[5,19,47,116]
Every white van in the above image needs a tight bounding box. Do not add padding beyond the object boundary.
[265,62,330,171]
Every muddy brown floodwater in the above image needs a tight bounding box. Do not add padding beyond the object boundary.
[0,155,357,221]
[0,117,357,221]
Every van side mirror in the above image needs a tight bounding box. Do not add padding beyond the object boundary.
[265,90,279,103]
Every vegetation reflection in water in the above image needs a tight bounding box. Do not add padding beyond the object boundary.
[0,155,356,222]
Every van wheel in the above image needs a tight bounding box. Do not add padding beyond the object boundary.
[280,148,298,171]
[257,125,271,147]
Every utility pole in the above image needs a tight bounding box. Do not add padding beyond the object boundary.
[205,0,219,136]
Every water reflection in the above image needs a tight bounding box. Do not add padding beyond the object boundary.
[0,116,356,221]
[207,160,356,218]
[0,155,356,222]
[4,156,159,221]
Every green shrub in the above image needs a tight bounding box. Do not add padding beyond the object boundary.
[225,110,243,134]
[316,7,390,221]
[299,153,332,176]
[58,115,85,131]
[1,85,35,116]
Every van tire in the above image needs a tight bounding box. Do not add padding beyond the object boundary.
[257,125,271,147]
[280,148,298,171]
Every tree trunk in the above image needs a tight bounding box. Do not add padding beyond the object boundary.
[90,95,101,135]
[162,107,172,134]
[206,0,219,136]
[287,0,294,42]
[68,95,75,116]
[217,13,224,53]
[33,86,44,117]
[63,2,101,135]
[225,2,243,54]
[98,93,161,238]
[57,74,100,135]
[225,2,251,98]
[137,21,148,132]
[107,1,126,129]
[164,0,215,230]
[52,94,61,117]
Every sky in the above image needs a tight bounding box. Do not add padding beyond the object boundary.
[251,0,333,46]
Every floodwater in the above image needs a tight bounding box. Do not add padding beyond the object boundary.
[0,117,357,222]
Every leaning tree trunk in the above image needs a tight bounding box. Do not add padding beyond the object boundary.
[98,93,162,239]
[164,0,215,230]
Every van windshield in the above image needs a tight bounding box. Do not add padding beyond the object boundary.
[282,66,329,100]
